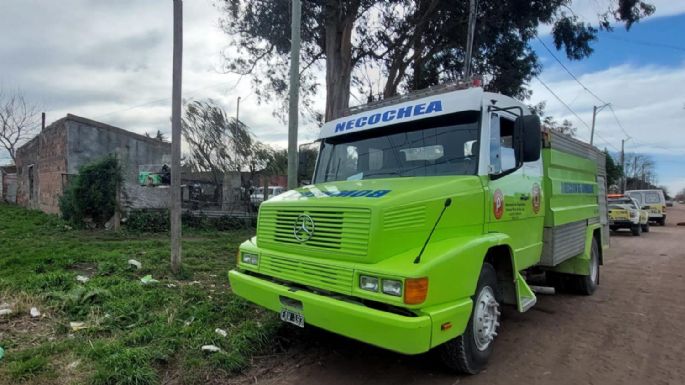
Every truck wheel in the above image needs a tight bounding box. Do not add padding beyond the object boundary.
[572,237,600,295]
[641,223,650,233]
[659,216,666,226]
[631,224,641,236]
[439,263,500,374]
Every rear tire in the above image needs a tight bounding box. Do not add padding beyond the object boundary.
[659,216,666,226]
[439,263,500,374]
[571,237,600,295]
[631,224,641,236]
[642,223,650,233]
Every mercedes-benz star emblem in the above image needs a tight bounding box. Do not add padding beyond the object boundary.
[293,214,315,242]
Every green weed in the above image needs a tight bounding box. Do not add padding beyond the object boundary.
[0,203,276,385]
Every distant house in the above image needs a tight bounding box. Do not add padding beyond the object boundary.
[0,165,17,203]
[15,114,171,214]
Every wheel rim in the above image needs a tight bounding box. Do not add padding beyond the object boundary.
[472,286,500,351]
[590,247,599,284]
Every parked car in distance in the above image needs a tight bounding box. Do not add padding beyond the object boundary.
[608,194,648,236]
[250,186,285,208]
[625,189,667,226]
[666,199,674,207]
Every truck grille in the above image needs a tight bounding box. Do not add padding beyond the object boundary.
[258,207,371,257]
[259,254,354,294]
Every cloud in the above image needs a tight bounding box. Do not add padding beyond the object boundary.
[530,61,685,194]
[530,62,685,154]
[0,0,303,162]
[1,0,683,196]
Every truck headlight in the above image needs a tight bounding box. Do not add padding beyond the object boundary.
[241,253,259,265]
[630,210,638,218]
[359,275,379,292]
[381,279,402,296]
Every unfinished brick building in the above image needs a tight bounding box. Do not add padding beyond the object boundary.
[15,114,171,214]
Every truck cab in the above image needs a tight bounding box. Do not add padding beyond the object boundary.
[229,84,608,374]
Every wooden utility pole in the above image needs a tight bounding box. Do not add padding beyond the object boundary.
[462,0,477,80]
[236,96,241,124]
[170,0,183,274]
[287,0,301,190]
[620,138,630,193]
[590,103,610,146]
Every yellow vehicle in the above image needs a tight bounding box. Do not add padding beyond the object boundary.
[626,189,666,226]
[608,195,647,236]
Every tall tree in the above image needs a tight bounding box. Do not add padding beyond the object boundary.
[530,101,577,137]
[624,153,656,189]
[604,150,623,188]
[0,89,39,164]
[220,0,653,121]
[182,99,254,201]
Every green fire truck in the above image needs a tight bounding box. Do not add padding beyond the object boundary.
[229,83,609,374]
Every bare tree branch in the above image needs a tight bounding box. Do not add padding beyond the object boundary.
[0,88,39,164]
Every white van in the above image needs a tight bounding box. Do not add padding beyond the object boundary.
[625,189,666,225]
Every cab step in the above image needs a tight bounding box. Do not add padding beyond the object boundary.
[515,272,537,312]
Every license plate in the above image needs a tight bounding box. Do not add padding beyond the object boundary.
[280,308,304,328]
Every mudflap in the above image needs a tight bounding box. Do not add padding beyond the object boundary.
[515,272,537,312]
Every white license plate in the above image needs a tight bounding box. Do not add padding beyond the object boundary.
[280,308,304,328]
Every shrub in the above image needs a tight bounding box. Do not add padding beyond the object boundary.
[125,209,170,233]
[124,210,253,232]
[60,155,123,228]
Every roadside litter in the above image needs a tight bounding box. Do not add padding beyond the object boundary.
[140,275,159,285]
[76,275,90,283]
[70,321,88,331]
[30,307,41,318]
[215,328,228,337]
[201,345,221,353]
[128,259,142,269]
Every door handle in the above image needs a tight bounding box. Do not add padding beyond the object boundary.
[520,194,530,201]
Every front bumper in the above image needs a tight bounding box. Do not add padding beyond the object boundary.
[229,270,470,355]
[609,219,635,228]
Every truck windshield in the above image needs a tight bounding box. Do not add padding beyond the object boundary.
[314,111,480,183]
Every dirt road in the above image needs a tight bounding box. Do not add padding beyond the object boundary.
[236,205,685,385]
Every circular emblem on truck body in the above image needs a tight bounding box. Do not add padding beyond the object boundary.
[532,183,541,214]
[493,189,504,220]
[293,214,315,242]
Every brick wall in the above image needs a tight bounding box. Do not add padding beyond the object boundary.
[15,119,68,213]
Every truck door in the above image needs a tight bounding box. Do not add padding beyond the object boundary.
[486,112,544,270]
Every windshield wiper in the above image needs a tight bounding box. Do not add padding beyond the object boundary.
[362,171,403,178]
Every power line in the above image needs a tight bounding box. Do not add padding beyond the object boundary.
[608,105,631,139]
[602,35,685,53]
[534,75,620,152]
[536,36,633,146]
[536,37,608,105]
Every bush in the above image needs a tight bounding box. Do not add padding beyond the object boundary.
[125,209,170,233]
[124,210,253,233]
[59,155,123,228]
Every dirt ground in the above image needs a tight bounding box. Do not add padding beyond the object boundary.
[232,204,685,385]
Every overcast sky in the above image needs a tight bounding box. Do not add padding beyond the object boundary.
[1,0,684,193]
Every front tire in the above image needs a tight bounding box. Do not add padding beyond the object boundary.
[642,222,650,233]
[439,263,500,374]
[631,224,641,236]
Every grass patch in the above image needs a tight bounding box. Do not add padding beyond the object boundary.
[0,203,278,385]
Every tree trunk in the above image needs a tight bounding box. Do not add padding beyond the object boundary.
[324,0,358,122]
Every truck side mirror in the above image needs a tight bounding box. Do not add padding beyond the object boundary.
[515,115,541,162]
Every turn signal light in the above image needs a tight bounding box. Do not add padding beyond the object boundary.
[404,277,428,305]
